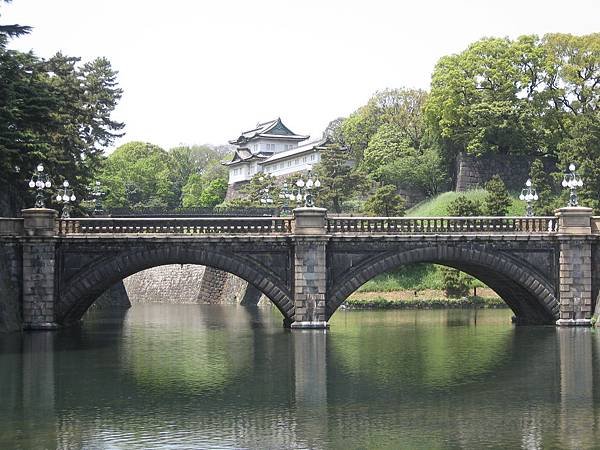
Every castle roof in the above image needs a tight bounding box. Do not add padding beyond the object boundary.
[222,148,273,166]
[229,118,309,146]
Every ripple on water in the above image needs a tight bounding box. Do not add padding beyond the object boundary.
[0,305,598,449]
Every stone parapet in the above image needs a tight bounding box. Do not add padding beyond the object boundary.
[21,208,57,237]
[293,207,326,235]
[556,207,593,235]
[0,218,24,236]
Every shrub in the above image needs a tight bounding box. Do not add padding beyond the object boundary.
[447,195,482,216]
[442,267,471,298]
[483,175,512,216]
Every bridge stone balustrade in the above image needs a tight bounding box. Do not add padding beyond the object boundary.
[0,207,599,331]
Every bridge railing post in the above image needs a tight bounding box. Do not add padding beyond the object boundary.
[21,208,59,330]
[290,207,329,329]
[555,206,594,326]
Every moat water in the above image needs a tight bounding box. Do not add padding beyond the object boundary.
[0,304,598,449]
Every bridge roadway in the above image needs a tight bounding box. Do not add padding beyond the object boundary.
[0,206,599,330]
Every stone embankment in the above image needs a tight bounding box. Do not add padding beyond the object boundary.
[94,265,265,308]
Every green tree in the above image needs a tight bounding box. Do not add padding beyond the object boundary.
[483,175,511,216]
[426,32,600,187]
[0,12,123,213]
[528,159,557,215]
[340,87,428,161]
[363,185,405,216]
[379,147,449,197]
[442,268,472,298]
[426,36,545,161]
[227,173,278,207]
[447,195,482,216]
[198,178,228,208]
[181,173,204,208]
[169,144,230,205]
[99,142,175,209]
[314,144,366,213]
[363,123,416,177]
[557,112,600,213]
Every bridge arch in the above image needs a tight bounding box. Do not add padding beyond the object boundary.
[57,245,294,326]
[328,244,559,324]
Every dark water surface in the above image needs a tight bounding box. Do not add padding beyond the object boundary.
[0,304,599,449]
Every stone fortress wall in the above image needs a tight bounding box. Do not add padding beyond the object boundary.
[455,152,545,191]
[95,265,266,309]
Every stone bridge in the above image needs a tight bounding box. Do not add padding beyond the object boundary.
[1,206,599,330]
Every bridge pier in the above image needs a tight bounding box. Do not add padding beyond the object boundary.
[556,207,594,326]
[21,209,59,330]
[290,208,329,329]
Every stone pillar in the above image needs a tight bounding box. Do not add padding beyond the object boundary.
[556,207,593,326]
[21,208,59,330]
[291,208,329,329]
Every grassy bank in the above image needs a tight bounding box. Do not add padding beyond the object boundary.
[345,295,506,310]
[406,189,524,217]
[356,263,488,292]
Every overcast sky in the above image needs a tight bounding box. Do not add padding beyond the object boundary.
[3,0,600,151]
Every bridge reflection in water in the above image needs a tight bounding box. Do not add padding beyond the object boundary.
[1,306,600,448]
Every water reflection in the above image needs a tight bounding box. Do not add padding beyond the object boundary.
[0,306,599,449]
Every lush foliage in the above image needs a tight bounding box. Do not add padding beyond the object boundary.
[363,185,405,216]
[0,6,124,211]
[424,32,600,211]
[169,144,229,205]
[483,175,512,216]
[99,142,175,209]
[556,112,600,212]
[314,144,366,213]
[442,268,472,298]
[100,142,231,210]
[447,195,483,217]
[528,159,557,215]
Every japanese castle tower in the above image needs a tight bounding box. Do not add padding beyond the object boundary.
[224,118,328,185]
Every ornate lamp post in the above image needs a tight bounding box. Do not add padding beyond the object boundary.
[279,182,293,215]
[562,163,583,207]
[294,169,321,208]
[91,181,105,215]
[28,163,52,208]
[55,180,76,218]
[519,179,538,217]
